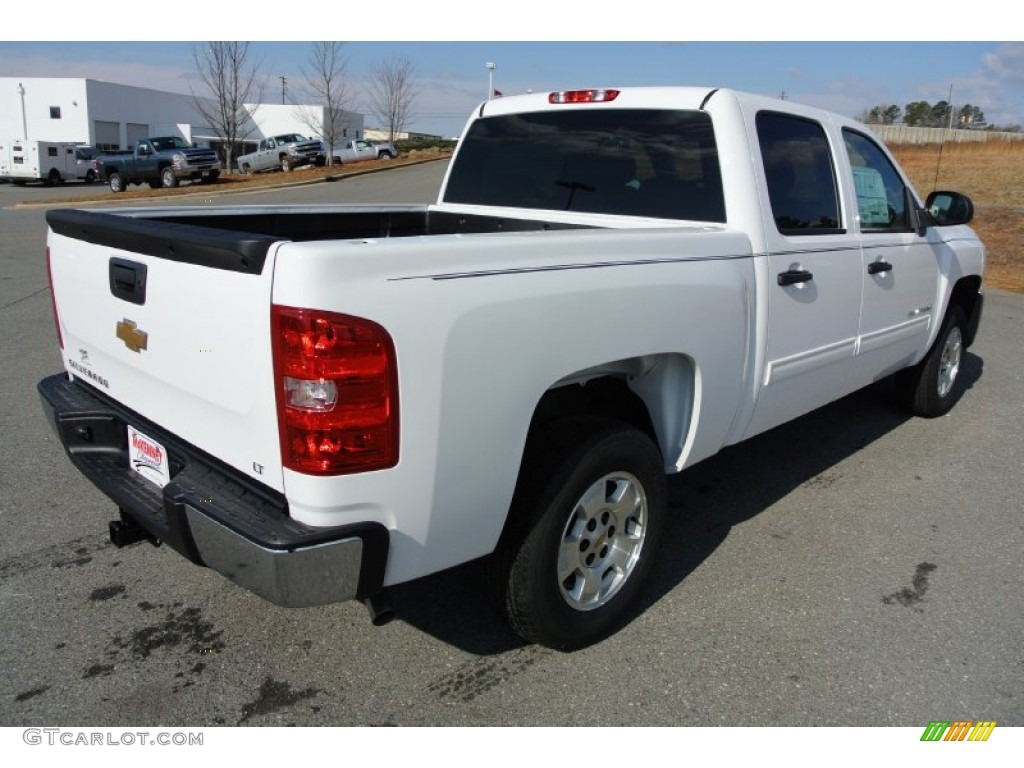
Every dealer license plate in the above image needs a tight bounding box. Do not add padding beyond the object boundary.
[127,425,170,488]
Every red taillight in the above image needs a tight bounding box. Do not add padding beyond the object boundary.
[45,246,64,349]
[549,89,620,104]
[271,305,398,475]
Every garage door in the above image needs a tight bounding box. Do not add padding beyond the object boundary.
[127,123,149,146]
[94,120,120,151]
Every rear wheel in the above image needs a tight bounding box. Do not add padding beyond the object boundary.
[495,417,666,650]
[47,169,62,186]
[108,172,125,193]
[160,167,178,189]
[896,306,968,417]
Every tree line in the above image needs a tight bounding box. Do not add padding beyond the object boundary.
[190,42,417,172]
[858,100,1021,133]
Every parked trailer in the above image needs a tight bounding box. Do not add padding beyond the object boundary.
[0,140,98,185]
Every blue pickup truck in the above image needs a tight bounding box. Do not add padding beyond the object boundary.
[93,137,222,192]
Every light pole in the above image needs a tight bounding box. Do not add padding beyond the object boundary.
[485,62,496,100]
[17,82,27,140]
[279,76,287,105]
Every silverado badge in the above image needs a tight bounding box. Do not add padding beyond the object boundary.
[116,319,148,353]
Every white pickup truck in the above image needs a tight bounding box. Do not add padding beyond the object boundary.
[237,133,324,173]
[324,138,397,165]
[39,87,984,649]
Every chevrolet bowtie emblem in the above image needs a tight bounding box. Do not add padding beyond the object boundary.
[116,319,148,353]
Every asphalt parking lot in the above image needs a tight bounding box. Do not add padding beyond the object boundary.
[1,165,1022,728]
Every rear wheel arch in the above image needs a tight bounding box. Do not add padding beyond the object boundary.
[528,354,697,472]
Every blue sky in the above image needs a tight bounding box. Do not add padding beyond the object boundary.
[3,6,1020,138]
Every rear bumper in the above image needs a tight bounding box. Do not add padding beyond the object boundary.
[38,373,388,607]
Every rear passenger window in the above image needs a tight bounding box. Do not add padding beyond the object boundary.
[757,112,843,235]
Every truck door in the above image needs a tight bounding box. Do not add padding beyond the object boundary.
[744,110,862,438]
[838,129,938,396]
[136,140,157,178]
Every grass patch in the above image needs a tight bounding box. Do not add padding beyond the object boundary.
[890,141,1024,292]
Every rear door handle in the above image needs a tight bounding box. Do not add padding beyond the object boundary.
[867,260,894,275]
[777,269,814,286]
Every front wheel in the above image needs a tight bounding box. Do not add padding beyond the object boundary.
[896,306,968,417]
[160,167,178,189]
[85,170,96,184]
[280,157,292,172]
[496,418,666,650]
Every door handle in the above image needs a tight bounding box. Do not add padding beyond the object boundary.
[109,257,148,305]
[777,269,814,286]
[867,260,894,275]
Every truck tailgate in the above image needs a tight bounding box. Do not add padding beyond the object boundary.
[45,209,286,492]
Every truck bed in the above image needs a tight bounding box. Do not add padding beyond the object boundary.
[46,206,590,274]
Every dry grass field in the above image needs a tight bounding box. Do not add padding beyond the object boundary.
[890,141,1024,292]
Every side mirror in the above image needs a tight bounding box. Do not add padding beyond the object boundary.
[925,190,974,226]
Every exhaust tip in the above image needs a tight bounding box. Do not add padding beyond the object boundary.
[362,591,396,626]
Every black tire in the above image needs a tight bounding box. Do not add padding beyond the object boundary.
[241,163,252,175]
[160,167,178,189]
[47,169,62,186]
[108,172,125,193]
[281,157,292,172]
[85,170,96,184]
[896,306,968,418]
[495,417,666,650]
[378,151,393,160]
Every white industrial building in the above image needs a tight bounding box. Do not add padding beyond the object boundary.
[0,77,364,164]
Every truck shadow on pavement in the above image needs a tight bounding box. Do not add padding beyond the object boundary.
[388,353,984,654]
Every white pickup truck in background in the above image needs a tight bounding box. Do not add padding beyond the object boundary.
[324,138,397,165]
[236,133,324,173]
[39,86,984,649]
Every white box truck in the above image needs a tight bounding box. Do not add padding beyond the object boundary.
[0,140,98,185]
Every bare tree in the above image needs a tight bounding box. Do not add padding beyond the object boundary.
[366,57,417,142]
[296,42,351,166]
[190,42,262,173]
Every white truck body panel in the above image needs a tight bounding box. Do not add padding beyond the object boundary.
[49,226,286,490]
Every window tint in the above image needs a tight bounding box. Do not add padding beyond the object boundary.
[757,112,842,234]
[444,109,725,221]
[843,130,912,231]
[48,146,58,157]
